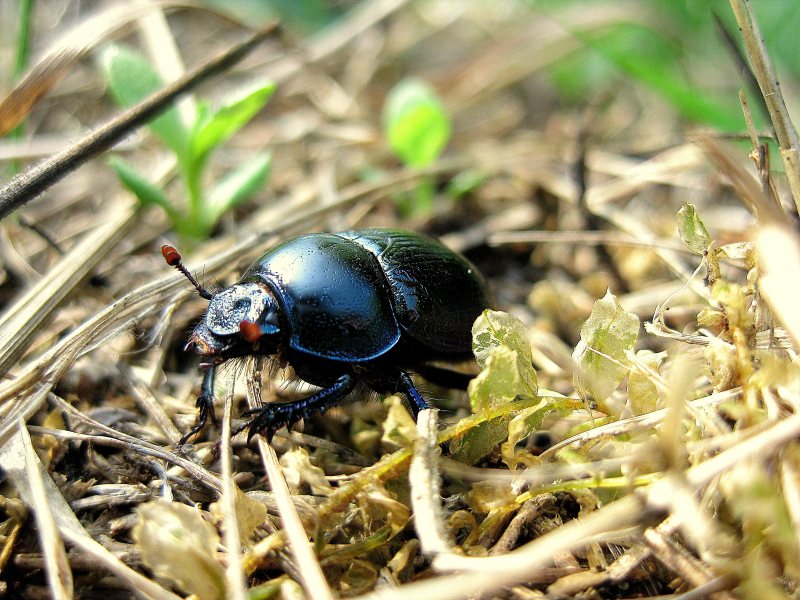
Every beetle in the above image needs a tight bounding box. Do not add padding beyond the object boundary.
[162,228,492,444]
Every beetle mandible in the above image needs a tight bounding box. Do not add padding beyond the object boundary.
[163,228,492,443]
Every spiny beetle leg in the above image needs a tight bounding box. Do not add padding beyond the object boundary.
[179,367,217,445]
[244,374,356,443]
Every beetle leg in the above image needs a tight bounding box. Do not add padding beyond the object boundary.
[243,373,356,443]
[179,367,217,445]
[397,370,431,416]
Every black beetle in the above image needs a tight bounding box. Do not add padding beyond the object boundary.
[163,228,491,443]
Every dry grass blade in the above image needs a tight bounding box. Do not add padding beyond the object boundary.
[409,408,450,556]
[699,134,800,346]
[641,528,735,598]
[1,427,181,600]
[0,200,136,377]
[220,373,247,600]
[358,496,644,600]
[0,52,81,138]
[304,0,411,63]
[357,409,800,600]
[7,2,800,597]
[780,447,800,562]
[17,417,73,600]
[0,169,440,450]
[756,221,800,346]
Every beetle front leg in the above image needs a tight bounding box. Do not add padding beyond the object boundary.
[179,366,217,445]
[242,374,356,443]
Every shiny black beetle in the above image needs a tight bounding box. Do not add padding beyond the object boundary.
[163,228,491,443]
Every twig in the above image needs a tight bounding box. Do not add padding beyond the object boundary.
[409,409,450,556]
[0,201,137,377]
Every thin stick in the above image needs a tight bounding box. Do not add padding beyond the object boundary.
[220,374,247,600]
[729,0,800,214]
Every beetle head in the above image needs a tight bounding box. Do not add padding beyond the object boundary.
[161,245,282,358]
[190,282,281,356]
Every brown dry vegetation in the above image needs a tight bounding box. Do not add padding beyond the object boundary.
[1,1,800,599]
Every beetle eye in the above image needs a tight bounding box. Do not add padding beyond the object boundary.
[206,283,270,336]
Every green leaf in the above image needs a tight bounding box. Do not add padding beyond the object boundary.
[472,310,537,399]
[190,81,275,167]
[383,78,451,167]
[677,201,712,255]
[393,179,435,218]
[449,415,511,465]
[566,22,742,131]
[109,156,179,222]
[207,151,272,220]
[99,44,190,160]
[572,290,639,405]
[468,346,520,414]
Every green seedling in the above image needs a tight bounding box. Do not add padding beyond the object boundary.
[382,78,451,216]
[100,44,274,244]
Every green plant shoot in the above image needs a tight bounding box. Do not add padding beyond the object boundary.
[99,44,275,243]
[382,78,451,215]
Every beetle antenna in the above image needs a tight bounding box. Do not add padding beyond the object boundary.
[161,245,214,300]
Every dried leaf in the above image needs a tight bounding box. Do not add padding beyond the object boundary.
[705,338,738,391]
[500,397,572,469]
[132,501,225,600]
[711,280,753,331]
[381,395,417,449]
[449,415,511,465]
[466,480,515,513]
[361,486,411,535]
[627,350,664,416]
[279,447,332,496]
[210,485,268,545]
[468,346,520,413]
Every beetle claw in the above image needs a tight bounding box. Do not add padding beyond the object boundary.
[244,404,295,443]
[196,392,218,426]
[246,411,275,444]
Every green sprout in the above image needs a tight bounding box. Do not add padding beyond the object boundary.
[99,44,275,244]
[382,78,451,216]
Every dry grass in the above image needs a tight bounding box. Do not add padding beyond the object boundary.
[1,1,800,599]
